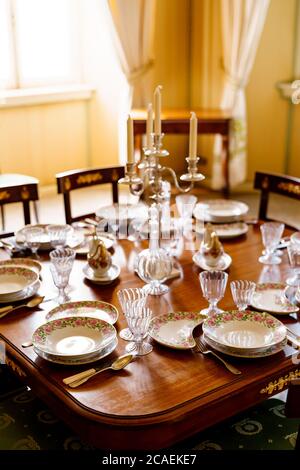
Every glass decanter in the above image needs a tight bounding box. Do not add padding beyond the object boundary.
[137,205,173,295]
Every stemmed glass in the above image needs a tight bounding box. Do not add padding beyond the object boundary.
[117,287,148,341]
[286,242,300,286]
[199,270,228,315]
[175,194,197,237]
[230,280,256,311]
[124,305,153,356]
[259,222,285,265]
[22,226,44,256]
[47,224,72,248]
[49,248,75,304]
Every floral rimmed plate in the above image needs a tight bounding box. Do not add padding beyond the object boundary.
[203,310,286,350]
[0,258,42,274]
[0,266,38,296]
[203,334,287,359]
[32,316,116,358]
[45,300,119,325]
[250,283,299,315]
[148,311,207,349]
[34,337,118,365]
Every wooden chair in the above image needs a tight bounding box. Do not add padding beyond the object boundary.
[0,173,39,236]
[254,172,300,225]
[56,166,125,224]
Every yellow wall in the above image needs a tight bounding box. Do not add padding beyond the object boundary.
[0,101,88,186]
[246,0,297,180]
[151,0,191,173]
[0,0,298,187]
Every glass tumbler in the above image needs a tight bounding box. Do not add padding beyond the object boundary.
[22,226,44,256]
[47,224,72,248]
[230,280,256,311]
[117,287,148,341]
[286,242,300,286]
[49,248,75,304]
[124,305,153,356]
[199,270,228,315]
[259,222,285,265]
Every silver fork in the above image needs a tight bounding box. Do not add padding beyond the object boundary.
[194,336,242,375]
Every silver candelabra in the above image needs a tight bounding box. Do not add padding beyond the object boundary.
[118,132,205,204]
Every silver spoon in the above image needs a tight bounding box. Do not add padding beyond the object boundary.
[0,295,45,319]
[63,354,135,388]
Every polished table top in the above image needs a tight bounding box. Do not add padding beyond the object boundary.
[0,224,299,449]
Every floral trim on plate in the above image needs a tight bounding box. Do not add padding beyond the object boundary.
[251,283,299,314]
[149,311,206,349]
[46,301,118,324]
[33,316,115,346]
[0,266,38,281]
[0,258,42,273]
[204,310,280,329]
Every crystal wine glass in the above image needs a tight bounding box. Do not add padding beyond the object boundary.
[124,305,153,356]
[199,270,228,315]
[286,242,300,286]
[230,280,256,311]
[49,248,75,304]
[22,226,44,256]
[47,224,72,248]
[259,222,284,265]
[117,287,148,341]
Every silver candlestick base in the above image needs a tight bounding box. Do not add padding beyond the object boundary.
[180,157,205,182]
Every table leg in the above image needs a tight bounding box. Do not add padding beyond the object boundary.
[222,135,230,198]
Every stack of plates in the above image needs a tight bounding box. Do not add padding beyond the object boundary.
[193,199,249,225]
[32,316,117,365]
[0,266,40,304]
[202,310,287,358]
[16,224,84,251]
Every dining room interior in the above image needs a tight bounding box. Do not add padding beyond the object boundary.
[0,0,300,459]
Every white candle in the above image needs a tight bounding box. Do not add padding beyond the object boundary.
[127,114,134,163]
[154,85,162,134]
[189,111,197,159]
[146,103,153,148]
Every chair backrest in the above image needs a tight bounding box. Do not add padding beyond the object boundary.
[0,182,38,226]
[254,172,300,224]
[56,166,125,224]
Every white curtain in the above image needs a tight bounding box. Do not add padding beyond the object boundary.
[108,0,156,108]
[212,0,270,190]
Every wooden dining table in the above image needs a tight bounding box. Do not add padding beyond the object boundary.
[0,223,299,450]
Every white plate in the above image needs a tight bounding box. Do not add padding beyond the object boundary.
[0,266,38,296]
[196,222,248,239]
[251,283,299,315]
[193,199,249,223]
[83,264,120,284]
[203,334,286,358]
[96,202,148,221]
[193,252,232,271]
[203,310,286,350]
[32,316,117,358]
[0,258,42,274]
[34,337,118,365]
[0,280,41,304]
[46,300,119,324]
[16,224,81,251]
[149,311,206,349]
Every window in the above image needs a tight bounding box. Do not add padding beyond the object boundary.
[0,0,81,90]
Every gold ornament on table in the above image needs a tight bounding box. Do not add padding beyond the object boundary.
[87,236,112,276]
[201,231,224,267]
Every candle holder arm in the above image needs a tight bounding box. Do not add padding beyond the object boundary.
[161,166,194,193]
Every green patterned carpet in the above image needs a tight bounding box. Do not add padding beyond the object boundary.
[0,366,298,450]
